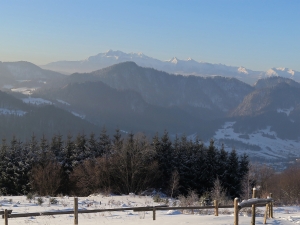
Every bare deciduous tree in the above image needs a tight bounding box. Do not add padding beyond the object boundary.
[30,161,62,196]
[210,177,229,205]
[110,133,159,194]
[169,170,180,198]
[70,159,99,196]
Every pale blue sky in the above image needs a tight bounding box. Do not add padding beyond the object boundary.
[1,0,299,71]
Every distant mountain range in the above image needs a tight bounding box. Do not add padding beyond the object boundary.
[0,58,300,167]
[41,50,300,85]
[0,61,65,94]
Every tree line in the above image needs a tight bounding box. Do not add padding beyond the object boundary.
[244,163,300,205]
[0,129,249,198]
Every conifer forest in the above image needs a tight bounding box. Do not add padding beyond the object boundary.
[0,129,249,198]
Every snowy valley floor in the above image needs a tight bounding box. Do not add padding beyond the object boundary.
[1,195,299,225]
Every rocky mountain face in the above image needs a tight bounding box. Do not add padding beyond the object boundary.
[41,50,300,85]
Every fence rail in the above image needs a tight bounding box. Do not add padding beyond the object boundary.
[0,190,273,225]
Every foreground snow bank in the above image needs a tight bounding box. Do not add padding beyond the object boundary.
[0,195,299,225]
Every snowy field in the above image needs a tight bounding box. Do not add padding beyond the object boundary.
[213,122,300,161]
[1,195,299,225]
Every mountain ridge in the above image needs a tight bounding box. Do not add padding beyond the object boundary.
[41,50,300,85]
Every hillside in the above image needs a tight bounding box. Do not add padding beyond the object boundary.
[0,90,101,140]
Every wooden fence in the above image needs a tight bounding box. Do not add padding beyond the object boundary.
[234,188,273,225]
[1,190,273,225]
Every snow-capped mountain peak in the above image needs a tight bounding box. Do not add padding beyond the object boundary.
[265,67,299,80]
[266,68,278,77]
[169,57,179,64]
[238,66,249,74]
[41,50,300,85]
[287,69,295,76]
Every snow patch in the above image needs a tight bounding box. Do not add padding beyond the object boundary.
[22,97,53,105]
[72,112,86,119]
[11,87,37,95]
[277,107,294,116]
[0,108,27,116]
[56,99,71,106]
[166,210,181,215]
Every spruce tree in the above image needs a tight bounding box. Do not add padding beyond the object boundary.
[98,127,111,158]
[224,149,240,198]
[156,131,173,190]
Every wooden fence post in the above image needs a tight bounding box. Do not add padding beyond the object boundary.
[251,188,257,225]
[74,197,78,225]
[4,209,8,225]
[270,193,273,218]
[214,200,218,216]
[234,198,239,225]
[263,203,268,224]
[153,207,156,220]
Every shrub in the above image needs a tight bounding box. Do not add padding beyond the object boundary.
[26,193,34,201]
[49,197,58,204]
[37,197,44,205]
[153,194,162,202]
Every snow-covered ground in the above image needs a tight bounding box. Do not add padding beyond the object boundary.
[213,122,300,161]
[1,195,299,225]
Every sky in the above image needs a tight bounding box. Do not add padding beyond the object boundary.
[0,0,299,71]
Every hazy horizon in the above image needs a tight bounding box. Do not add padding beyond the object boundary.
[1,0,300,71]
